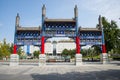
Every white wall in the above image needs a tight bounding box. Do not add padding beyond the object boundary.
[56,42,76,54]
[45,42,53,54]
[22,45,39,54]
[21,40,75,55]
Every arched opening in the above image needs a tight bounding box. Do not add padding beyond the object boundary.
[44,37,76,63]
[81,45,101,62]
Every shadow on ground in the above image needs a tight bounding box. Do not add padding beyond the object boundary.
[31,69,120,80]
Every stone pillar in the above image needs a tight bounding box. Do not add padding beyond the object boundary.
[76,37,80,53]
[101,42,108,64]
[39,5,46,66]
[99,15,108,64]
[10,44,19,66]
[39,36,46,66]
[101,27,108,64]
[13,44,17,54]
[39,54,46,66]
[75,5,82,66]
[41,36,45,54]
[101,53,108,64]
[75,37,82,66]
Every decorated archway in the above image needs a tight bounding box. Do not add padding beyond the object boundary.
[10,5,108,66]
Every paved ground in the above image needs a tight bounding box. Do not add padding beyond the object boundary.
[0,63,120,80]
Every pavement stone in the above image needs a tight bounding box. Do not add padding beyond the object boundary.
[0,64,120,80]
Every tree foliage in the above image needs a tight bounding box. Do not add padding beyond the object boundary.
[0,38,25,59]
[102,17,120,54]
[62,49,69,56]
[81,45,102,59]
[33,50,40,58]
[17,47,23,56]
[61,49,75,58]
[0,39,11,58]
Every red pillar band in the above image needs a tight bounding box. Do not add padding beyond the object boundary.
[102,44,106,53]
[76,36,80,54]
[13,44,17,54]
[41,36,45,54]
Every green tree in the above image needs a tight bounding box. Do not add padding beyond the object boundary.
[81,49,87,57]
[33,50,40,58]
[102,17,120,54]
[81,47,100,60]
[70,49,76,58]
[9,43,13,54]
[17,47,23,56]
[0,48,3,59]
[92,45,101,56]
[0,39,11,58]
[61,49,75,58]
[61,49,69,56]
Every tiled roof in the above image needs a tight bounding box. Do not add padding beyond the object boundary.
[17,27,41,31]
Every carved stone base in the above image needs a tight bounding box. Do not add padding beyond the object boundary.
[10,54,19,66]
[101,53,108,64]
[75,54,82,66]
[39,54,46,66]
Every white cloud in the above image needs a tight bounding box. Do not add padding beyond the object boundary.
[78,0,120,28]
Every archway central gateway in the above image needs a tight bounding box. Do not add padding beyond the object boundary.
[10,5,108,66]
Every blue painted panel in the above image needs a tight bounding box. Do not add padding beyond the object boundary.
[16,42,24,45]
[27,45,30,55]
[44,22,76,37]
[33,42,41,45]
[80,36,102,39]
[57,30,64,34]
[80,42,102,45]
[102,28,105,44]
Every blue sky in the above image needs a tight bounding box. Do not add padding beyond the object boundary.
[0,0,120,43]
